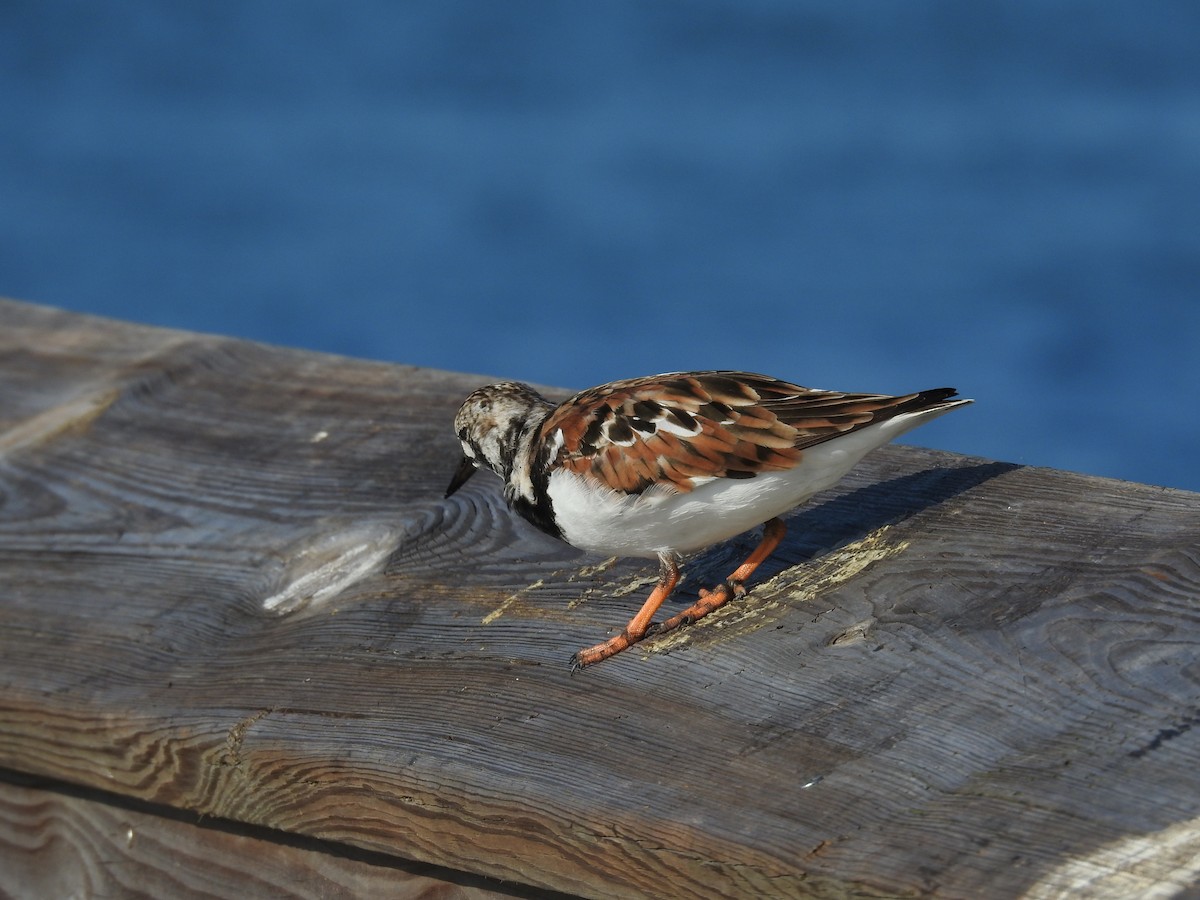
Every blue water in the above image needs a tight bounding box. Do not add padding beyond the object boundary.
[2,2,1198,491]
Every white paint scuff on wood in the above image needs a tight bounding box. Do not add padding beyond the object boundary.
[262,523,401,613]
[1027,816,1200,899]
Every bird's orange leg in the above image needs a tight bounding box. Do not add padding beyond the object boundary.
[571,554,680,670]
[653,517,787,635]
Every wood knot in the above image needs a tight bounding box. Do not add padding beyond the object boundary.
[828,617,876,646]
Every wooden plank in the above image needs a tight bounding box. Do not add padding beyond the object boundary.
[2,296,1200,897]
[0,771,539,899]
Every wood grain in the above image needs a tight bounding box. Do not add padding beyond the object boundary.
[0,771,554,899]
[2,297,1200,898]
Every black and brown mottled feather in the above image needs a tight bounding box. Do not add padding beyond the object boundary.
[538,371,957,496]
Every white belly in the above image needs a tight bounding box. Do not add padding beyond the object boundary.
[547,465,814,557]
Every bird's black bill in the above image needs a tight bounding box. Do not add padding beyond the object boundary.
[445,455,478,498]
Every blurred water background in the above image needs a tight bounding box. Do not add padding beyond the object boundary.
[2,2,1197,490]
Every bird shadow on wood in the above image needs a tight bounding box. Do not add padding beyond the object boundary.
[681,459,1020,593]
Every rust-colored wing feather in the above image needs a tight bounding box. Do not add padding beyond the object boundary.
[538,371,957,495]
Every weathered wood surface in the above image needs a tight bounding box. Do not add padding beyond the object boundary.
[2,297,1199,898]
[0,772,526,899]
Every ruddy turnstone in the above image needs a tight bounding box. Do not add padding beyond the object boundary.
[446,371,970,669]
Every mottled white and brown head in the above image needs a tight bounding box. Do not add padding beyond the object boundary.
[445,382,554,498]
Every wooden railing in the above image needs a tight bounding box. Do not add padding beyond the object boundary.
[2,297,1198,898]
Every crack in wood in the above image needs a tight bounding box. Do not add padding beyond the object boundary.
[220,709,274,768]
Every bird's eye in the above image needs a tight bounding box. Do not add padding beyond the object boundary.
[478,398,492,412]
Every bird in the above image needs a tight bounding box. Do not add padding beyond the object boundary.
[445,371,971,669]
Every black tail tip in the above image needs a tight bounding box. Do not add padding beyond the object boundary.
[918,387,960,405]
